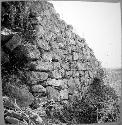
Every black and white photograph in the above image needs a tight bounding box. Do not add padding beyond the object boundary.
[1,0,121,125]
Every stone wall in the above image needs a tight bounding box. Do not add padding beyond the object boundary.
[2,1,118,124]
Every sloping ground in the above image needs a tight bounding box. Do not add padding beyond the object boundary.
[103,68,121,97]
[1,1,120,124]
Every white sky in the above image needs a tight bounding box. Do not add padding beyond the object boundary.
[50,1,121,69]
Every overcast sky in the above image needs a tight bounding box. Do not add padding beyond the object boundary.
[50,1,121,69]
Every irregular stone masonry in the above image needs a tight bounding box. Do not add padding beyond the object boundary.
[2,2,120,124]
[2,1,102,109]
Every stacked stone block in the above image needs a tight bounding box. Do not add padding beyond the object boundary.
[1,1,104,123]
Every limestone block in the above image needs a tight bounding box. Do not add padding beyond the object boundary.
[40,16,48,26]
[3,96,15,109]
[30,61,53,71]
[47,79,64,87]
[70,61,77,70]
[1,49,9,64]
[67,45,72,53]
[82,48,88,56]
[32,85,46,93]
[50,41,59,49]
[37,97,48,106]
[35,106,46,116]
[80,76,86,83]
[52,51,61,61]
[35,25,45,37]
[66,24,73,31]
[5,34,22,51]
[5,116,19,124]
[42,52,52,62]
[79,70,85,76]
[53,62,61,69]
[61,62,69,70]
[74,78,80,85]
[65,54,72,61]
[60,89,68,100]
[25,71,48,85]
[68,87,75,95]
[72,71,79,78]
[43,9,51,18]
[70,45,76,52]
[84,79,91,86]
[46,86,60,101]
[88,70,94,78]
[78,52,83,60]
[69,39,76,45]
[33,92,47,98]
[37,39,50,50]
[59,68,65,77]
[84,71,89,79]
[36,16,43,22]
[53,26,60,34]
[52,70,62,79]
[76,41,85,48]
[12,44,41,61]
[77,62,87,71]
[95,60,100,67]
[58,42,65,49]
[73,52,79,60]
[61,84,68,90]
[5,84,34,107]
[57,49,67,59]
[25,44,41,60]
[50,7,56,14]
[65,71,73,78]
[65,30,72,38]
[67,77,75,88]
[45,31,54,41]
